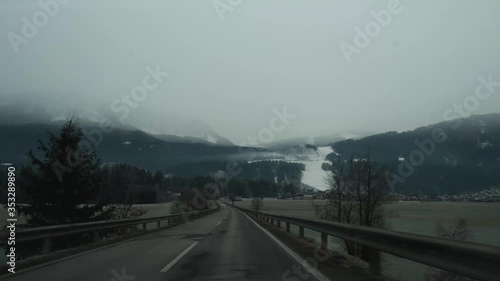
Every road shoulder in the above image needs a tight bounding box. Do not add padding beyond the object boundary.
[238,208,400,281]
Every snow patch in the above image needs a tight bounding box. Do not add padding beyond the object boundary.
[340,133,360,139]
[205,133,217,144]
[478,141,492,149]
[297,146,334,191]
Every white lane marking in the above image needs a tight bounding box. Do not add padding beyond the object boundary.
[160,241,199,272]
[216,217,227,226]
[240,211,330,281]
[1,211,219,279]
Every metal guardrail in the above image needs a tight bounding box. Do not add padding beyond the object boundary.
[1,207,219,255]
[236,206,500,281]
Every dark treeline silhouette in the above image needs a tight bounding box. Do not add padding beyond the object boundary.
[226,178,299,198]
[100,163,161,205]
[168,160,304,183]
[4,161,304,207]
[166,159,305,200]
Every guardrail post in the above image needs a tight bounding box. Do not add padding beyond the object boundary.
[286,222,290,233]
[277,220,281,228]
[266,216,269,223]
[369,249,381,276]
[299,226,304,238]
[157,221,161,228]
[41,238,51,254]
[271,219,274,226]
[93,231,100,242]
[142,223,147,232]
[321,233,328,250]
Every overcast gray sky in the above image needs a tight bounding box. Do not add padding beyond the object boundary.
[1,0,500,143]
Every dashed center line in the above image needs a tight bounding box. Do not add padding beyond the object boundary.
[160,241,199,273]
[216,217,226,226]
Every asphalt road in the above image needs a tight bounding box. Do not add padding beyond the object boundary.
[5,207,328,281]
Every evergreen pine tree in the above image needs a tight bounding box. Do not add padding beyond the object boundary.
[19,119,110,226]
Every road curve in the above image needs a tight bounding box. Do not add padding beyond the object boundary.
[5,207,327,281]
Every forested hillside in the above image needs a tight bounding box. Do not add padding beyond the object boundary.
[0,123,261,170]
[327,114,500,195]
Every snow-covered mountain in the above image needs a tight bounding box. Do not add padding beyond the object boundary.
[0,93,233,146]
[123,109,233,146]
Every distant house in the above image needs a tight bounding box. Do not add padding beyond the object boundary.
[489,194,500,201]
[294,194,304,200]
[314,191,326,200]
[279,192,292,199]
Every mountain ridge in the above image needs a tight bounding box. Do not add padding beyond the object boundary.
[328,113,500,195]
[0,93,233,146]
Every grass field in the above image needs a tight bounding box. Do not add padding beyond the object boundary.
[135,203,172,218]
[231,198,500,281]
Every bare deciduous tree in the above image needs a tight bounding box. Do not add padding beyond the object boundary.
[251,197,264,211]
[314,152,391,259]
[435,218,474,241]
